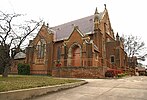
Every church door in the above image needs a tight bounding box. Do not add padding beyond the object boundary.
[72,46,81,66]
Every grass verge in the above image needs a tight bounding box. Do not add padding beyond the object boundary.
[0,75,80,92]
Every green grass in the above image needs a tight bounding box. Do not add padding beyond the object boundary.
[0,75,80,92]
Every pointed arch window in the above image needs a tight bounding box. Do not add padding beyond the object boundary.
[37,39,46,59]
[57,46,61,61]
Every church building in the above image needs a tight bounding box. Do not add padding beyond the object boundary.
[26,5,127,78]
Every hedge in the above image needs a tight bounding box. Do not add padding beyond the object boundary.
[17,63,30,75]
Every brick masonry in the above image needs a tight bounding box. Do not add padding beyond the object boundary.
[52,67,107,78]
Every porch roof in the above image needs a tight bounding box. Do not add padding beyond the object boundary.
[14,52,26,60]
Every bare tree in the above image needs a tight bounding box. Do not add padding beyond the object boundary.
[0,11,42,77]
[122,35,147,68]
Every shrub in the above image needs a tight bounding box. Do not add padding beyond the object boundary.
[17,63,30,75]
[105,69,123,78]
[139,72,145,76]
[145,72,147,76]
[117,73,126,78]
[105,70,115,77]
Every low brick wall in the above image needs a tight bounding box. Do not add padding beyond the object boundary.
[52,66,106,78]
[30,70,48,75]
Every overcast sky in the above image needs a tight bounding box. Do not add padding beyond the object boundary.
[1,0,147,65]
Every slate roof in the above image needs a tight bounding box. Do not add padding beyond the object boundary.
[136,67,146,71]
[51,12,104,41]
[14,52,26,60]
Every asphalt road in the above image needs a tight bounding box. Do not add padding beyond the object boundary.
[31,76,147,100]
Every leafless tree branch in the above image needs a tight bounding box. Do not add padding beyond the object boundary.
[122,35,147,63]
[0,11,42,77]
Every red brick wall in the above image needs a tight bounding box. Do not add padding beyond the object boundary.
[30,70,48,75]
[30,64,47,74]
[10,59,25,74]
[52,67,106,78]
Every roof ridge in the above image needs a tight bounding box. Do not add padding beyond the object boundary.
[51,15,94,28]
[50,12,103,41]
[51,12,103,28]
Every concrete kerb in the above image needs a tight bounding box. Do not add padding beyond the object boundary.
[0,81,87,100]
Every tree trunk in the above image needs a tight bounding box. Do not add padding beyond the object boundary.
[2,66,9,77]
[2,72,8,77]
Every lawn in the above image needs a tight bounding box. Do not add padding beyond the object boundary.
[0,75,80,92]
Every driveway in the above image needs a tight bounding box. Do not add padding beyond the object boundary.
[31,76,147,100]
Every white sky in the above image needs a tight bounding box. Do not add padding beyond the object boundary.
[1,0,147,65]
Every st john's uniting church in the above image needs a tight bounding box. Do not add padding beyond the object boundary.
[25,5,128,78]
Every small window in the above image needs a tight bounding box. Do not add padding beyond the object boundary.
[110,55,115,63]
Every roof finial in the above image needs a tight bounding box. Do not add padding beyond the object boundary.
[116,32,119,37]
[104,4,106,9]
[43,22,45,25]
[47,23,49,28]
[74,25,79,29]
[95,7,99,14]
[116,32,120,41]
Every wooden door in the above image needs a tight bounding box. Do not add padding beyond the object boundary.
[72,47,80,66]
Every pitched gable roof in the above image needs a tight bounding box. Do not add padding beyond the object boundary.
[14,52,26,60]
[51,12,104,41]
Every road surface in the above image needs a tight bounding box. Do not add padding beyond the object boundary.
[31,76,147,100]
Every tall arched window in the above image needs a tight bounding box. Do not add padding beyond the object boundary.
[57,46,61,61]
[37,39,46,59]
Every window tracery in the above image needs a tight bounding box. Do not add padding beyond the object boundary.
[37,39,46,59]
